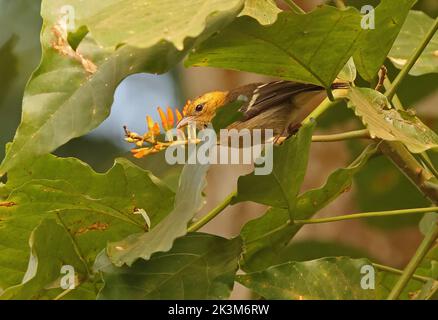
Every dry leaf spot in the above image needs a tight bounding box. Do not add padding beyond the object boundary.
[76,222,109,235]
[0,201,16,208]
[51,23,97,74]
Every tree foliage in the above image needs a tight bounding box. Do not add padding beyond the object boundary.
[1,0,438,300]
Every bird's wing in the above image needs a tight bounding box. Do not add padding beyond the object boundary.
[228,80,324,121]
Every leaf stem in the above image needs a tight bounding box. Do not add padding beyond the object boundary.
[294,206,438,225]
[372,263,435,283]
[54,287,75,300]
[385,17,438,101]
[311,129,370,142]
[387,223,438,300]
[187,191,237,232]
[283,0,305,14]
[302,98,336,125]
[333,0,346,9]
[383,78,403,110]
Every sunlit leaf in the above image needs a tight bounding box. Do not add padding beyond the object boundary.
[347,87,438,153]
[237,257,375,300]
[239,0,280,25]
[107,163,209,266]
[0,0,244,175]
[0,155,173,290]
[388,10,438,76]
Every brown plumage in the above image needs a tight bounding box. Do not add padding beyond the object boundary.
[178,80,347,137]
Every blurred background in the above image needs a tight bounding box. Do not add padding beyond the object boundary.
[1,0,437,298]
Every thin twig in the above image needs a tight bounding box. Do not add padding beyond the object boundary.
[372,263,436,283]
[188,191,237,232]
[283,0,305,14]
[294,206,438,225]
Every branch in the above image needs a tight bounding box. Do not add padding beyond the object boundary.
[294,206,438,225]
[373,263,437,284]
[187,191,236,232]
[283,0,305,14]
[387,225,438,300]
[381,16,438,299]
[311,129,370,142]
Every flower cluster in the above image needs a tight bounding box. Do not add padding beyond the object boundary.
[124,106,184,158]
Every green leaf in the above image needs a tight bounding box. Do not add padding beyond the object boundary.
[107,163,209,266]
[96,233,241,299]
[67,25,89,51]
[240,143,378,271]
[239,0,280,25]
[211,100,245,133]
[232,122,314,211]
[0,0,244,176]
[337,57,357,83]
[0,219,89,300]
[187,6,363,87]
[63,0,245,50]
[237,257,375,300]
[347,87,438,153]
[388,11,438,76]
[353,0,415,82]
[0,155,173,291]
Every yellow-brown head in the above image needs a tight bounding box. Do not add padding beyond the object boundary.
[177,91,229,129]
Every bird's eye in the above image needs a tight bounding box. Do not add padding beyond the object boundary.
[195,104,204,112]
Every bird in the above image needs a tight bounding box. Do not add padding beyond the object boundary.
[176,80,349,140]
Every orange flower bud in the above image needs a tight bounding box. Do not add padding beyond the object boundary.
[157,107,168,131]
[131,148,151,158]
[166,107,174,128]
[146,115,154,132]
[176,109,183,123]
[152,122,160,136]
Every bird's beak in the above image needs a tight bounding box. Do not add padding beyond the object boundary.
[176,116,196,129]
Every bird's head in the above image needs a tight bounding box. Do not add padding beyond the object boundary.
[177,91,229,129]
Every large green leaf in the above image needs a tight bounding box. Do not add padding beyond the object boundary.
[0,155,173,291]
[96,233,241,299]
[388,10,438,76]
[237,257,375,300]
[232,122,314,212]
[240,143,378,272]
[187,6,363,87]
[0,219,90,300]
[347,87,438,153]
[0,0,244,176]
[51,0,245,50]
[353,0,415,82]
[107,163,209,266]
[239,0,280,25]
